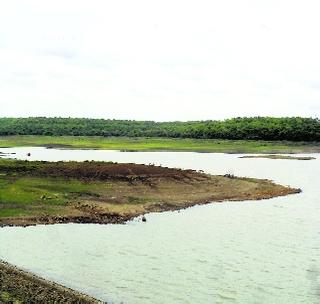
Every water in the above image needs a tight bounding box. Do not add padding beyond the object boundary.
[0,147,319,303]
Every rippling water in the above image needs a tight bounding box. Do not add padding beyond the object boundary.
[0,148,319,303]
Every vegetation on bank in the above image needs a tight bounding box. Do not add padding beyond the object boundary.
[1,135,320,154]
[0,159,300,226]
[0,117,319,141]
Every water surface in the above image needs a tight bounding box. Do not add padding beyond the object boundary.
[0,148,319,303]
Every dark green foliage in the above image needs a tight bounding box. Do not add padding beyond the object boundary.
[0,117,319,141]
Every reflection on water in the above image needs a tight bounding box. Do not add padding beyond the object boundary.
[0,148,319,303]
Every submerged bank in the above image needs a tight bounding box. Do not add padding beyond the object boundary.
[239,155,316,160]
[0,260,102,303]
[0,159,301,227]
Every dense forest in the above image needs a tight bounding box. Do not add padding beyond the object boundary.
[0,117,319,141]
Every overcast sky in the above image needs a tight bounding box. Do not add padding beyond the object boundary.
[0,1,320,121]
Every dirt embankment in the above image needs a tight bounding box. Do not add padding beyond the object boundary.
[0,160,197,181]
[0,261,103,304]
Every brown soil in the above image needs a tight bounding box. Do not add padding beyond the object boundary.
[0,160,199,181]
[0,260,103,303]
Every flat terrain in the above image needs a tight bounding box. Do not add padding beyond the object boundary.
[1,135,320,153]
[239,155,316,160]
[0,159,300,227]
[0,260,102,303]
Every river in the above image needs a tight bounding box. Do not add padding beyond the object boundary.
[0,147,319,303]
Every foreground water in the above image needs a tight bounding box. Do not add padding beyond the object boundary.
[0,148,319,304]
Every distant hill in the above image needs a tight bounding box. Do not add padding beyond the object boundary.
[0,117,319,141]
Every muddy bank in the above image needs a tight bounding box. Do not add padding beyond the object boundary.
[0,260,102,303]
[0,159,201,180]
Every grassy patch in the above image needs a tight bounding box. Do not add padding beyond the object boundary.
[0,135,320,153]
[0,177,93,205]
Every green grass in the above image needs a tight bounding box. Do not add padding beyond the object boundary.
[0,175,104,218]
[0,208,32,218]
[0,135,320,153]
[0,177,94,206]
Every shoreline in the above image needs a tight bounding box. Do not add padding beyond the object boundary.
[5,146,320,154]
[3,146,320,155]
[0,260,103,303]
[1,135,320,154]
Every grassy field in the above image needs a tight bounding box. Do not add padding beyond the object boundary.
[0,159,300,226]
[0,135,320,153]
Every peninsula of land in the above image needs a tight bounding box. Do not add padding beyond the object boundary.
[0,159,301,227]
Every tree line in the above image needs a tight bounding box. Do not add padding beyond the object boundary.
[0,117,319,141]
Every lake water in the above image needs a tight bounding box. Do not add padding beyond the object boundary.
[0,147,319,304]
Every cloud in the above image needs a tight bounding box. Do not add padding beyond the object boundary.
[0,0,320,120]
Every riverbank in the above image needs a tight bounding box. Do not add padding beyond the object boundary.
[0,159,301,227]
[0,260,102,303]
[1,135,320,153]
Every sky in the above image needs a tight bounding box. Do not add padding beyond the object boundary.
[0,0,320,121]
